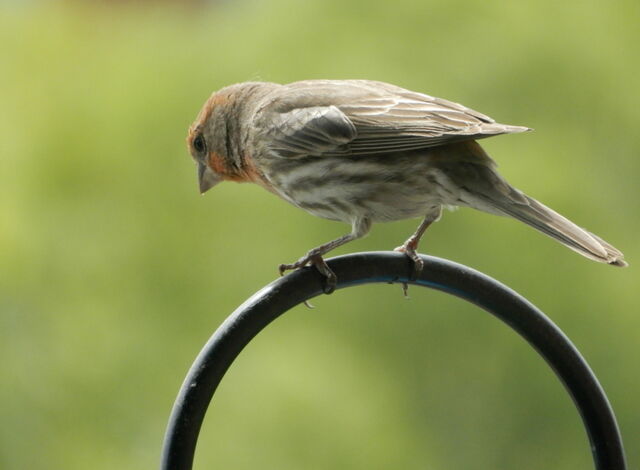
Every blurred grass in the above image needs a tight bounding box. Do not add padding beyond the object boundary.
[0,0,638,469]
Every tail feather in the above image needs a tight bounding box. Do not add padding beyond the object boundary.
[440,142,626,267]
[487,192,627,267]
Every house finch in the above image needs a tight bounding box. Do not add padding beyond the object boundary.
[186,79,626,293]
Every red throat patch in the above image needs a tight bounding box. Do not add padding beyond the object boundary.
[208,151,269,187]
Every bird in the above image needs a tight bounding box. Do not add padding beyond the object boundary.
[186,79,626,293]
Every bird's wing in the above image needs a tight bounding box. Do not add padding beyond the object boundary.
[265,105,357,158]
[261,80,529,158]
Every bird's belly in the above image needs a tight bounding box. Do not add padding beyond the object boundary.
[265,154,459,223]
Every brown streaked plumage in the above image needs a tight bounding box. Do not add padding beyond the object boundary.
[186,79,627,293]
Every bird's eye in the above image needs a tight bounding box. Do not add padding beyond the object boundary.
[193,134,206,154]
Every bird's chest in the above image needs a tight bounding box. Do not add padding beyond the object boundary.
[260,153,456,223]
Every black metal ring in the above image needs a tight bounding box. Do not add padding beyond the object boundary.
[160,252,627,470]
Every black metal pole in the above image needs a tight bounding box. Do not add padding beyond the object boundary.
[160,252,627,470]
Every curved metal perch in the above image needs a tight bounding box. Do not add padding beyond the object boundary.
[160,252,627,470]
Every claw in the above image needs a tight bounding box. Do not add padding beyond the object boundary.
[310,255,337,294]
[393,210,438,297]
[278,260,315,308]
[408,253,424,281]
[402,282,410,299]
[278,254,337,296]
[394,241,425,296]
[395,243,424,277]
[276,219,371,301]
[278,254,312,276]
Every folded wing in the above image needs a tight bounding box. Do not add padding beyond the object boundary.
[262,79,529,158]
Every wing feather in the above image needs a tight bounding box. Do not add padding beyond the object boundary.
[259,80,529,158]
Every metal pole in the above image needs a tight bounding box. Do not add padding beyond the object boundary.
[160,252,627,470]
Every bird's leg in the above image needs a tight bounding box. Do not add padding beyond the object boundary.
[395,207,442,296]
[279,217,371,295]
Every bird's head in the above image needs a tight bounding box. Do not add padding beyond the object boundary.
[186,90,231,194]
[187,82,272,194]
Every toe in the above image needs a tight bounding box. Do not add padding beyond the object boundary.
[410,259,424,281]
[402,282,410,298]
[323,272,337,294]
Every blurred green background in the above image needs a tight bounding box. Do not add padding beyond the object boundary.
[1,0,638,469]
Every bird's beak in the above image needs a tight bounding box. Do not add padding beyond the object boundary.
[198,162,221,194]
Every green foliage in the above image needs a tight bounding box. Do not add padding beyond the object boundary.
[0,1,638,469]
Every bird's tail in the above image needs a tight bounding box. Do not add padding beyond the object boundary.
[437,141,627,267]
[488,191,627,267]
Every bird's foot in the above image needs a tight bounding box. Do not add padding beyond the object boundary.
[279,253,337,295]
[394,240,425,297]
